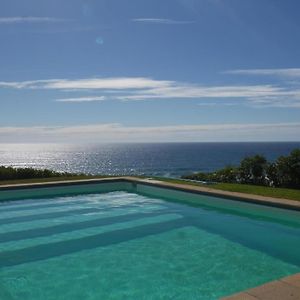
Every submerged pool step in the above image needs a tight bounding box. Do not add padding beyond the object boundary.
[0,209,171,243]
[0,196,164,226]
[0,199,98,213]
[0,191,148,212]
[0,215,186,267]
[0,201,107,219]
[0,207,104,226]
[0,203,166,234]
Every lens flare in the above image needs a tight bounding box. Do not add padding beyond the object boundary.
[95,37,104,45]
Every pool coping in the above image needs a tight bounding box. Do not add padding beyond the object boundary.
[221,273,300,300]
[0,176,300,211]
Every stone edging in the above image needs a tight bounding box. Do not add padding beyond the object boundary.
[221,273,300,300]
[0,176,300,211]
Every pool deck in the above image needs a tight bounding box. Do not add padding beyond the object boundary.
[0,176,300,299]
[221,273,300,300]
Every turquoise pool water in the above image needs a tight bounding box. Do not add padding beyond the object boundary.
[0,188,300,299]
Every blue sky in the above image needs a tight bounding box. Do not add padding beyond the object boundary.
[1,0,300,142]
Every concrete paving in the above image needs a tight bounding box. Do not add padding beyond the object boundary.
[221,273,300,300]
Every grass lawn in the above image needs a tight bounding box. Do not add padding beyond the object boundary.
[153,177,300,202]
[212,183,300,202]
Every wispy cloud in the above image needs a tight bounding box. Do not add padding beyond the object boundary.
[222,68,300,107]
[1,76,300,108]
[0,77,172,90]
[117,84,286,100]
[55,96,106,103]
[0,122,299,143]
[132,18,194,25]
[0,79,58,89]
[0,77,285,98]
[198,102,236,107]
[0,17,68,24]
[226,68,300,77]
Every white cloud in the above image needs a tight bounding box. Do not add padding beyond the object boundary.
[0,77,286,99]
[0,122,299,143]
[0,79,60,89]
[0,77,172,90]
[197,102,236,107]
[46,77,172,90]
[0,17,68,24]
[118,84,285,100]
[250,99,300,109]
[132,18,194,24]
[1,76,300,108]
[226,68,300,77]
[55,96,106,102]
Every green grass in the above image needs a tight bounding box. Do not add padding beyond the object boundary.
[211,183,300,202]
[152,177,300,202]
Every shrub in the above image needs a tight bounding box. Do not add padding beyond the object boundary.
[182,149,300,190]
[239,155,267,185]
[276,149,300,188]
[0,166,78,181]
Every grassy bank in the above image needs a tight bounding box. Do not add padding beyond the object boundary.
[211,182,300,202]
[153,177,300,202]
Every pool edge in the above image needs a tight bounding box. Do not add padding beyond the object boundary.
[0,176,300,211]
[221,273,300,300]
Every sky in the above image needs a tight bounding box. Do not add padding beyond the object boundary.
[1,0,300,143]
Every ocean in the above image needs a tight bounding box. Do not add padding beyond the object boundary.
[0,142,299,178]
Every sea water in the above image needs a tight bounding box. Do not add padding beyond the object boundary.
[0,142,299,177]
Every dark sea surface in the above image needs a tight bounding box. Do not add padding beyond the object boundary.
[0,142,300,178]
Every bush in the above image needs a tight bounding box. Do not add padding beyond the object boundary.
[183,166,239,183]
[182,149,300,189]
[0,166,78,181]
[239,155,267,185]
[276,149,300,188]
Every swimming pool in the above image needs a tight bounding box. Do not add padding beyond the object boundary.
[0,180,300,299]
